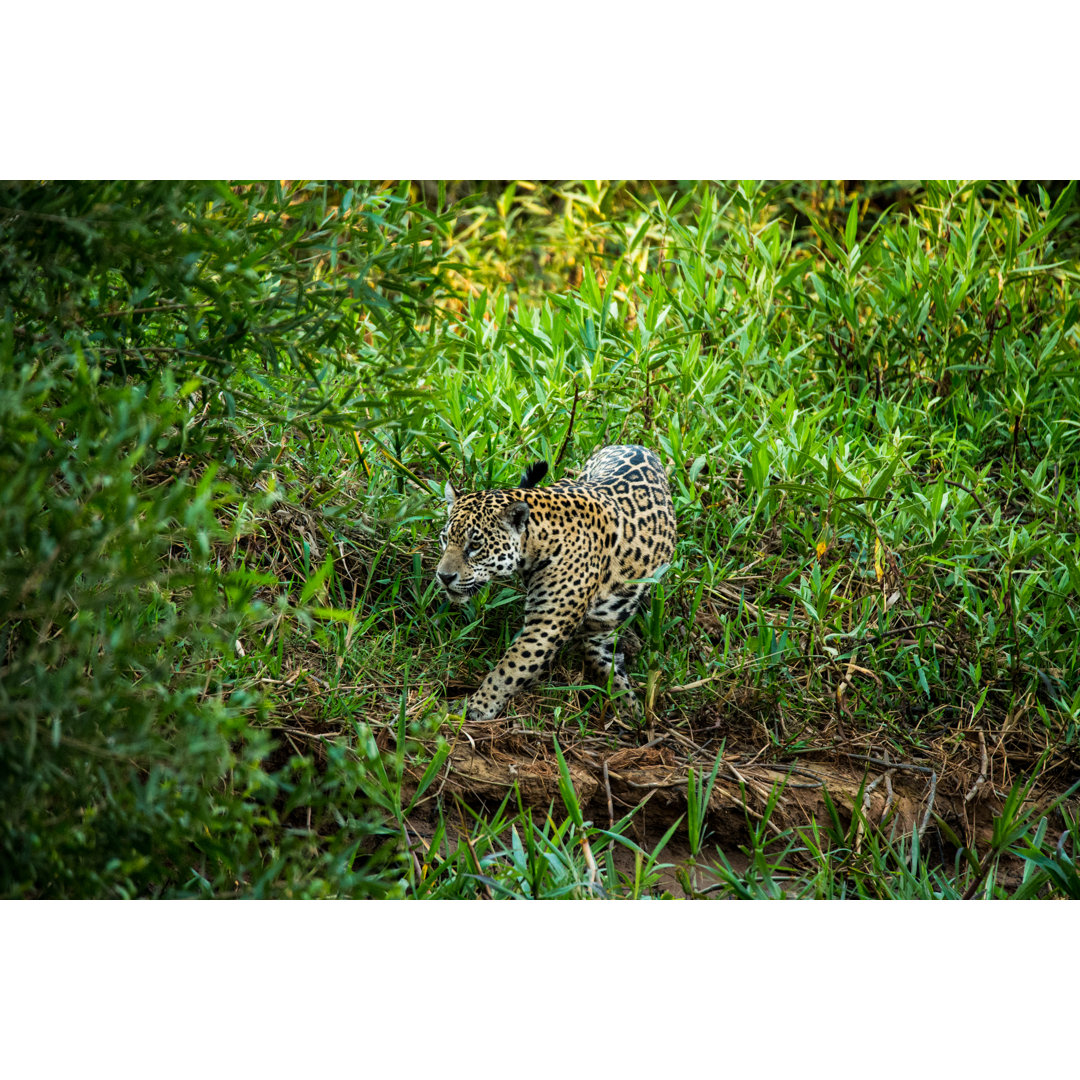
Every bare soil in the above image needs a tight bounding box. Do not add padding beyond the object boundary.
[398,680,1080,897]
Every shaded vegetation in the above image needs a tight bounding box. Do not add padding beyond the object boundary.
[2,180,1079,898]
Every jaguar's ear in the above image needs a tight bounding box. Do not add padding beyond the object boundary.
[503,500,530,534]
[444,479,457,507]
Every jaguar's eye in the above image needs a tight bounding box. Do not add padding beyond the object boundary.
[463,544,478,560]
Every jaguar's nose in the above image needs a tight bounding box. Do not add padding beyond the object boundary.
[437,570,458,587]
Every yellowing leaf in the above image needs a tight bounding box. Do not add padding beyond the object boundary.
[353,431,370,477]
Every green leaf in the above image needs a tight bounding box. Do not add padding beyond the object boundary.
[844,197,859,251]
[299,549,335,605]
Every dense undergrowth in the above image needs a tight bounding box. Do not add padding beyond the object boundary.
[2,180,1079,898]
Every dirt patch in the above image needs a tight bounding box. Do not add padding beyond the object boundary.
[400,692,1080,895]
[277,675,1078,895]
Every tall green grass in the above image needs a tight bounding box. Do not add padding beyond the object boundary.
[366,181,1080,743]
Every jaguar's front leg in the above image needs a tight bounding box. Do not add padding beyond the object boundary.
[465,609,582,722]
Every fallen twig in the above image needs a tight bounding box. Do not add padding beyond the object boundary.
[838,751,935,775]
[965,729,989,804]
[918,770,939,843]
[858,772,881,850]
[881,751,897,829]
[665,674,727,693]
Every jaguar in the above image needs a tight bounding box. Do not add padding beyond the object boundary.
[436,444,677,723]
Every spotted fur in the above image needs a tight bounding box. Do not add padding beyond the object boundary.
[436,445,676,722]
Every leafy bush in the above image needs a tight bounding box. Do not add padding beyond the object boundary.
[0,181,447,897]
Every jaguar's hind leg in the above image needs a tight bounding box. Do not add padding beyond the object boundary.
[580,628,643,722]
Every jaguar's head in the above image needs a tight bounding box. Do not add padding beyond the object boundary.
[436,482,530,604]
